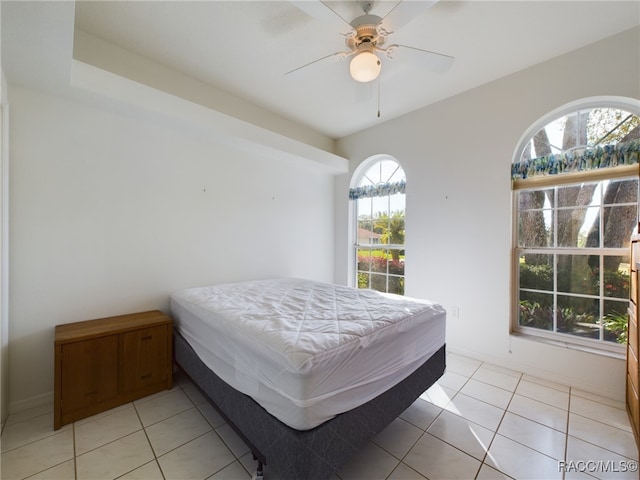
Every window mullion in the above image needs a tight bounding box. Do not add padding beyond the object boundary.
[553,253,558,335]
[599,254,604,341]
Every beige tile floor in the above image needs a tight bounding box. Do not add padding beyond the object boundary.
[1,352,639,479]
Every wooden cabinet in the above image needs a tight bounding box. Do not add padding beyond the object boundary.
[54,310,172,429]
[628,235,640,447]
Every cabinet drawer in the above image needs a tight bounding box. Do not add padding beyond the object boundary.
[627,373,639,432]
[630,308,638,359]
[120,325,170,393]
[629,345,639,395]
[633,242,640,270]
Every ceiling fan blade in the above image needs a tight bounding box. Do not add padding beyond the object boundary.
[380,0,439,34]
[289,1,355,34]
[385,44,454,73]
[285,51,348,79]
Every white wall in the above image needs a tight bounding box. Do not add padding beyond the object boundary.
[335,27,640,400]
[1,71,8,424]
[8,85,336,412]
[73,29,336,156]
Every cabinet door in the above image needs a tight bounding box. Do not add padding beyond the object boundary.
[61,335,118,414]
[121,325,168,393]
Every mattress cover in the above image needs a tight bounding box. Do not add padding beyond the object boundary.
[170,278,446,430]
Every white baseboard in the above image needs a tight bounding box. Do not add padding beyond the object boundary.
[9,391,53,416]
[446,345,625,404]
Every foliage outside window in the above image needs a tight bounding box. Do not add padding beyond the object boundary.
[351,159,406,295]
[513,107,640,352]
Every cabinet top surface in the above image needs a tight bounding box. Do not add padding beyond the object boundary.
[55,310,171,344]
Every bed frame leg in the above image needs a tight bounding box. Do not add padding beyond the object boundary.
[251,454,264,480]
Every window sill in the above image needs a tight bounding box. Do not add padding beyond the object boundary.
[510,331,626,361]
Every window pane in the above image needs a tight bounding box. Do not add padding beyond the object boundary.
[388,275,404,295]
[357,249,372,272]
[359,175,375,187]
[558,207,597,247]
[580,206,600,248]
[557,184,597,208]
[384,162,404,183]
[519,211,552,247]
[362,159,406,185]
[357,198,374,247]
[519,254,553,291]
[370,252,388,273]
[357,225,379,245]
[370,273,387,293]
[519,291,553,331]
[389,251,405,273]
[371,196,390,216]
[519,189,554,211]
[604,300,629,344]
[362,164,381,185]
[357,197,373,215]
[558,294,599,339]
[605,179,638,206]
[518,189,553,248]
[557,254,598,296]
[603,255,630,299]
[603,205,637,248]
[389,192,406,218]
[357,272,370,289]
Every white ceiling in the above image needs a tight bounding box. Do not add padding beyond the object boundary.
[6,1,640,140]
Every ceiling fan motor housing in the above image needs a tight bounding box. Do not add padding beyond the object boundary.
[347,14,387,49]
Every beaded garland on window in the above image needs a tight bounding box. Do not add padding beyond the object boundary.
[348,179,406,200]
[511,139,640,181]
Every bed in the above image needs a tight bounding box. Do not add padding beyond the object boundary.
[170,278,446,479]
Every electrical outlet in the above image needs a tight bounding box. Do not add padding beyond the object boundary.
[451,306,460,318]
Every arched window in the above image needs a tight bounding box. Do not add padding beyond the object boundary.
[512,100,640,352]
[350,157,406,295]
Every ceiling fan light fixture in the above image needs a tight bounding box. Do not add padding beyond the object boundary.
[349,50,381,83]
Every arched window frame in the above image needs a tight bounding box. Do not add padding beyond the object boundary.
[349,155,406,295]
[511,96,640,354]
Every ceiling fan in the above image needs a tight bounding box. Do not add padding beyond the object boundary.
[286,0,454,83]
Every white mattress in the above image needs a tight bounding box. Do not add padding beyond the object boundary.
[170,278,446,430]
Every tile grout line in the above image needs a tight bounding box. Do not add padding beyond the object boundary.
[72,421,78,480]
[387,358,505,480]
[433,359,503,480]
[168,382,254,478]
[388,359,522,480]
[562,387,572,480]
[126,385,240,480]
[474,370,524,480]
[0,412,63,454]
[384,462,428,480]
[179,383,248,479]
[565,389,638,462]
[570,408,634,433]
[132,399,167,480]
[383,408,446,479]
[379,358,480,480]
